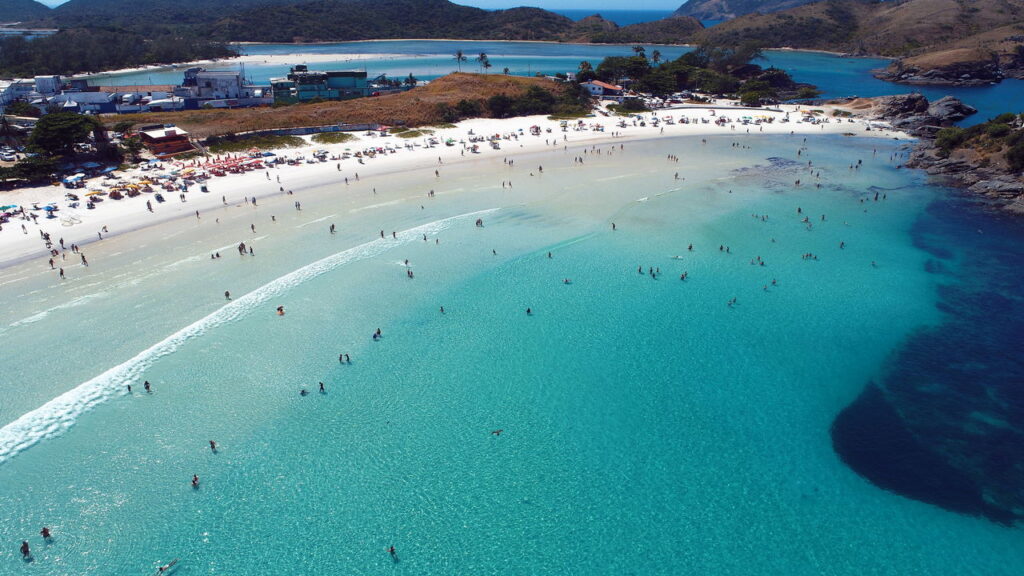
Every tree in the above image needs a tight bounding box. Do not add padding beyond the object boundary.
[632,45,646,58]
[6,101,41,117]
[577,60,596,82]
[120,136,144,162]
[27,112,100,157]
[404,73,418,87]
[503,67,510,75]
[651,50,662,65]
[477,52,490,74]
[454,49,467,72]
[12,154,58,182]
[596,56,651,85]
[487,94,514,118]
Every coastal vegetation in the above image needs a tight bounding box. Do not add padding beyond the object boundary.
[934,113,1024,172]
[205,133,306,154]
[0,112,126,183]
[311,132,357,145]
[590,43,810,104]
[0,29,235,77]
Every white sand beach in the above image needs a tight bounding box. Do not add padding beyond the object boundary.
[0,101,906,271]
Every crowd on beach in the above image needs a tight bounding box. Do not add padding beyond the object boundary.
[0,99,903,272]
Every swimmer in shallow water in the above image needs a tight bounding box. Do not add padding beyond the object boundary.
[277,306,285,316]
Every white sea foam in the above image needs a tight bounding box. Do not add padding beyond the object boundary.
[0,208,497,465]
[8,292,109,328]
[296,214,337,228]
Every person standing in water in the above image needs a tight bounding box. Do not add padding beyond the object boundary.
[20,540,30,559]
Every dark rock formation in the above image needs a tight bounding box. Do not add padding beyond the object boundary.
[875,55,1003,87]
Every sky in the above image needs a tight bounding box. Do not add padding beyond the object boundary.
[455,0,682,8]
[36,0,685,8]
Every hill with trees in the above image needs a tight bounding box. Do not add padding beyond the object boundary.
[695,0,1024,83]
[675,0,821,21]
[0,0,51,22]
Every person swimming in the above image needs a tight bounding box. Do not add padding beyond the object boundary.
[144,381,151,393]
[224,291,231,300]
[277,306,285,316]
[191,475,199,488]
[40,527,51,540]
[209,440,217,452]
[300,389,309,396]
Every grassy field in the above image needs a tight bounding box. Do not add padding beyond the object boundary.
[103,74,568,139]
[206,134,306,154]
[311,132,357,145]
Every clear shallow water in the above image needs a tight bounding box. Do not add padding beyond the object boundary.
[1,134,1022,574]
[96,41,1024,125]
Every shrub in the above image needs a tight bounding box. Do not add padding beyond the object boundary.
[934,127,966,156]
[986,123,1011,138]
[1006,142,1024,172]
[311,132,356,144]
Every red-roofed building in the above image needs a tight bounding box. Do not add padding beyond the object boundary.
[582,80,624,103]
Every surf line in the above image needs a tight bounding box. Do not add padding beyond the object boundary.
[0,208,499,465]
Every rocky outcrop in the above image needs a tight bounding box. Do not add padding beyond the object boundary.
[860,93,975,137]
[875,51,1004,87]
[843,93,1023,213]
[927,96,978,124]
[908,145,1024,213]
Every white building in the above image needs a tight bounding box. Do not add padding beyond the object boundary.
[0,78,37,111]
[34,75,62,95]
[581,80,625,103]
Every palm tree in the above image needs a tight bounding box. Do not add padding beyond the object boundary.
[477,52,490,74]
[404,73,418,87]
[579,61,593,74]
[632,45,646,58]
[454,49,467,72]
[651,50,662,65]
[503,67,510,75]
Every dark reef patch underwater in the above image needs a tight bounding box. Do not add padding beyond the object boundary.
[831,191,1024,525]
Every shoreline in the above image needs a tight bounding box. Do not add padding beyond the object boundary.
[0,101,909,271]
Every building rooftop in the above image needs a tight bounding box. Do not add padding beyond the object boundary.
[586,80,623,91]
[140,127,188,140]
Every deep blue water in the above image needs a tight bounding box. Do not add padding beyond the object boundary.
[832,189,1024,524]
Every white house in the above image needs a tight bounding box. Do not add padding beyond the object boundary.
[581,80,624,103]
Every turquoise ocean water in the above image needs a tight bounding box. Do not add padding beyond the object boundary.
[1,132,1022,573]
